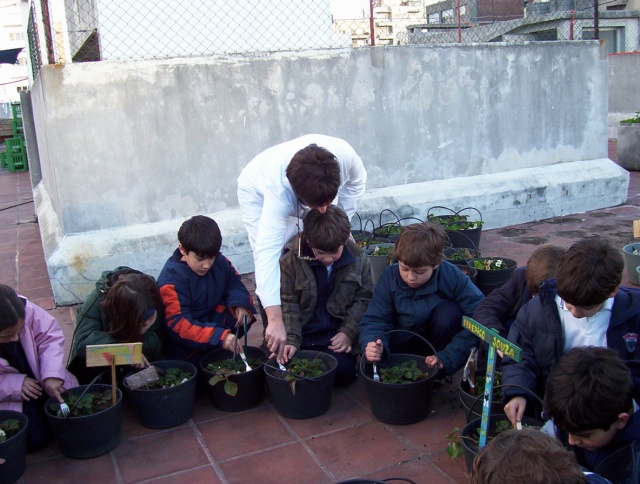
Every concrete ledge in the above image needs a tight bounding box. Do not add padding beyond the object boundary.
[36,158,628,306]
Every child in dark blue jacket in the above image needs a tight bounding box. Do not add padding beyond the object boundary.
[544,346,640,484]
[503,236,640,429]
[158,215,256,364]
[359,222,484,376]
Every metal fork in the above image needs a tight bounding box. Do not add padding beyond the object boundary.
[239,349,252,371]
[372,363,381,382]
[59,401,71,418]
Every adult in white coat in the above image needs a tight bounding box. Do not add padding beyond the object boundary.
[237,135,367,360]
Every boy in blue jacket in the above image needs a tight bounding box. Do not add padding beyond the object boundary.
[359,222,484,376]
[544,346,640,484]
[503,236,640,429]
[158,215,256,364]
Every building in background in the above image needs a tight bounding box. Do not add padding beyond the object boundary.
[0,0,28,105]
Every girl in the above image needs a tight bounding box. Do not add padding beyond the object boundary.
[0,284,78,452]
[67,271,165,383]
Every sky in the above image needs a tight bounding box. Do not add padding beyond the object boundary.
[330,0,370,19]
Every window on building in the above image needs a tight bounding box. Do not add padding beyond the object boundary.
[428,12,440,23]
[16,86,28,93]
[442,9,454,23]
[9,32,25,42]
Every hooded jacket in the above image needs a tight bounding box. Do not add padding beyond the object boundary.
[1,296,79,411]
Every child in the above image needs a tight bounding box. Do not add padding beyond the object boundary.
[158,215,256,364]
[280,206,373,386]
[359,222,484,376]
[67,270,165,383]
[470,428,610,483]
[502,236,640,429]
[544,346,640,484]
[0,284,78,452]
[473,244,567,337]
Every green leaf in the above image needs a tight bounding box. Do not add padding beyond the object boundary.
[209,375,225,386]
[224,380,238,396]
[447,441,464,459]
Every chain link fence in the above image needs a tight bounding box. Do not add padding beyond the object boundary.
[26,0,639,76]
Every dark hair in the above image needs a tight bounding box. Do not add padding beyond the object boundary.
[0,284,25,331]
[555,236,623,307]
[177,215,222,258]
[544,346,633,433]
[394,222,446,268]
[100,273,163,343]
[525,245,567,295]
[470,428,587,484]
[286,144,340,208]
[303,205,351,252]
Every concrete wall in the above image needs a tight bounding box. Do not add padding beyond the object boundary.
[28,42,628,305]
[609,51,640,115]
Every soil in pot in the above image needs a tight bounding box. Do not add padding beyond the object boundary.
[0,411,28,484]
[200,346,266,411]
[471,257,517,295]
[264,350,337,419]
[461,414,543,472]
[360,354,438,425]
[123,360,197,429]
[45,384,122,459]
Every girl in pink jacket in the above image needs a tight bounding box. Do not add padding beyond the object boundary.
[0,284,78,451]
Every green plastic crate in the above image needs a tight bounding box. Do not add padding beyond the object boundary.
[0,151,6,169]
[11,103,22,119]
[12,118,23,136]
[7,153,27,172]
[5,137,24,155]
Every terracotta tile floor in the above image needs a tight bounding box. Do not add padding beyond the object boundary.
[1,142,639,483]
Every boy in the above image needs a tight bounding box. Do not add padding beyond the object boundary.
[237,136,367,360]
[359,222,483,376]
[502,236,640,429]
[544,346,640,484]
[280,206,373,386]
[471,428,610,483]
[157,215,256,364]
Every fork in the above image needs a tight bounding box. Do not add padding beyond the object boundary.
[59,401,71,418]
[239,349,253,371]
[372,362,381,382]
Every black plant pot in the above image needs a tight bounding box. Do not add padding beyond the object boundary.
[123,360,197,429]
[0,410,28,484]
[458,378,504,422]
[264,350,337,419]
[366,243,395,284]
[360,354,437,425]
[45,384,122,459]
[471,258,517,295]
[200,346,266,412]
[461,414,543,472]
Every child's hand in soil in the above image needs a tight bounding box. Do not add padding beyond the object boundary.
[426,355,444,370]
[21,376,42,401]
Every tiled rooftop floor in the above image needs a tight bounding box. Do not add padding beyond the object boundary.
[1,141,639,483]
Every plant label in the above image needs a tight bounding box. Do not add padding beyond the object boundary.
[634,220,640,238]
[462,317,523,448]
[86,342,143,367]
